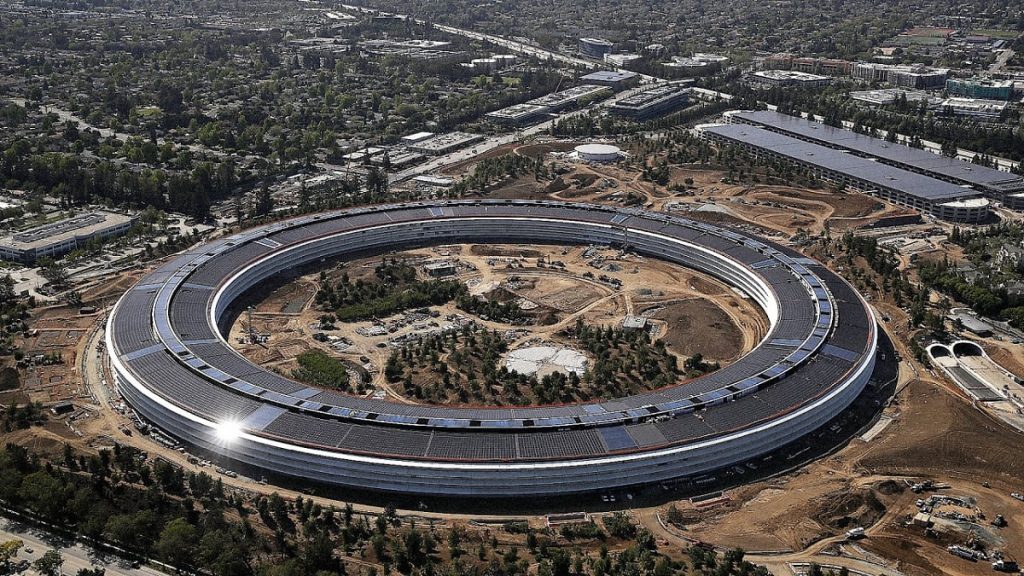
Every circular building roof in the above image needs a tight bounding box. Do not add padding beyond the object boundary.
[575,143,622,157]
[106,200,876,496]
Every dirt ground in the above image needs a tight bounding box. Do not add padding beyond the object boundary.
[2,307,99,405]
[647,299,752,362]
[477,150,902,240]
[981,341,1024,380]
[666,166,905,235]
[678,375,1024,576]
[228,243,766,405]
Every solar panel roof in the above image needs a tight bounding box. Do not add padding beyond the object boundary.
[704,123,981,202]
[733,110,1023,189]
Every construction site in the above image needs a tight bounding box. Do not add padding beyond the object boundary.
[2,137,1024,576]
[226,241,766,406]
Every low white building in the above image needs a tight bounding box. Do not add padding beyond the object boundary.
[575,143,622,162]
[937,97,1007,119]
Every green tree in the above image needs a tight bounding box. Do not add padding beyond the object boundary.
[156,517,198,569]
[37,257,69,289]
[0,540,23,570]
[33,550,64,576]
[18,471,66,520]
[253,185,274,218]
[197,530,250,576]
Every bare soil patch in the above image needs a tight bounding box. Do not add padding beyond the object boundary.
[515,142,577,158]
[772,189,883,218]
[648,299,747,362]
[485,175,550,200]
[856,380,1024,482]
[517,276,607,313]
[982,342,1024,379]
[469,245,543,258]
[253,281,316,314]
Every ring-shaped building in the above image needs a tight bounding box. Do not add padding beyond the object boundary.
[107,200,876,496]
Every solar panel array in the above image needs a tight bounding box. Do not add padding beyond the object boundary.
[732,110,1024,192]
[703,123,980,203]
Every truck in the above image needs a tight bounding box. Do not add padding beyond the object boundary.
[948,545,978,561]
[992,560,1018,572]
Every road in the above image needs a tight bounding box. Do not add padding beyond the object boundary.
[634,503,908,576]
[0,517,165,576]
[331,4,674,184]
[341,6,598,72]
[427,25,659,82]
[338,3,662,84]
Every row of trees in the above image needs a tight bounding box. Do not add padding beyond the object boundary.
[455,293,529,325]
[569,319,683,398]
[0,442,254,575]
[0,274,31,358]
[387,315,688,406]
[447,153,548,197]
[917,259,1010,320]
[0,438,777,576]
[551,100,734,138]
[0,140,233,219]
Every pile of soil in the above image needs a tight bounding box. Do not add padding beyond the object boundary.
[571,174,599,188]
[485,286,519,303]
[813,487,887,530]
[546,177,570,194]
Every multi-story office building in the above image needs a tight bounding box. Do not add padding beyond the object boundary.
[946,77,1014,100]
[609,82,690,120]
[578,37,613,59]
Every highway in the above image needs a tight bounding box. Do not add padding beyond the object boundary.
[990,47,1016,73]
[340,5,593,68]
[338,4,661,83]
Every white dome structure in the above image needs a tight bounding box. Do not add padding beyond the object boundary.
[575,143,622,162]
